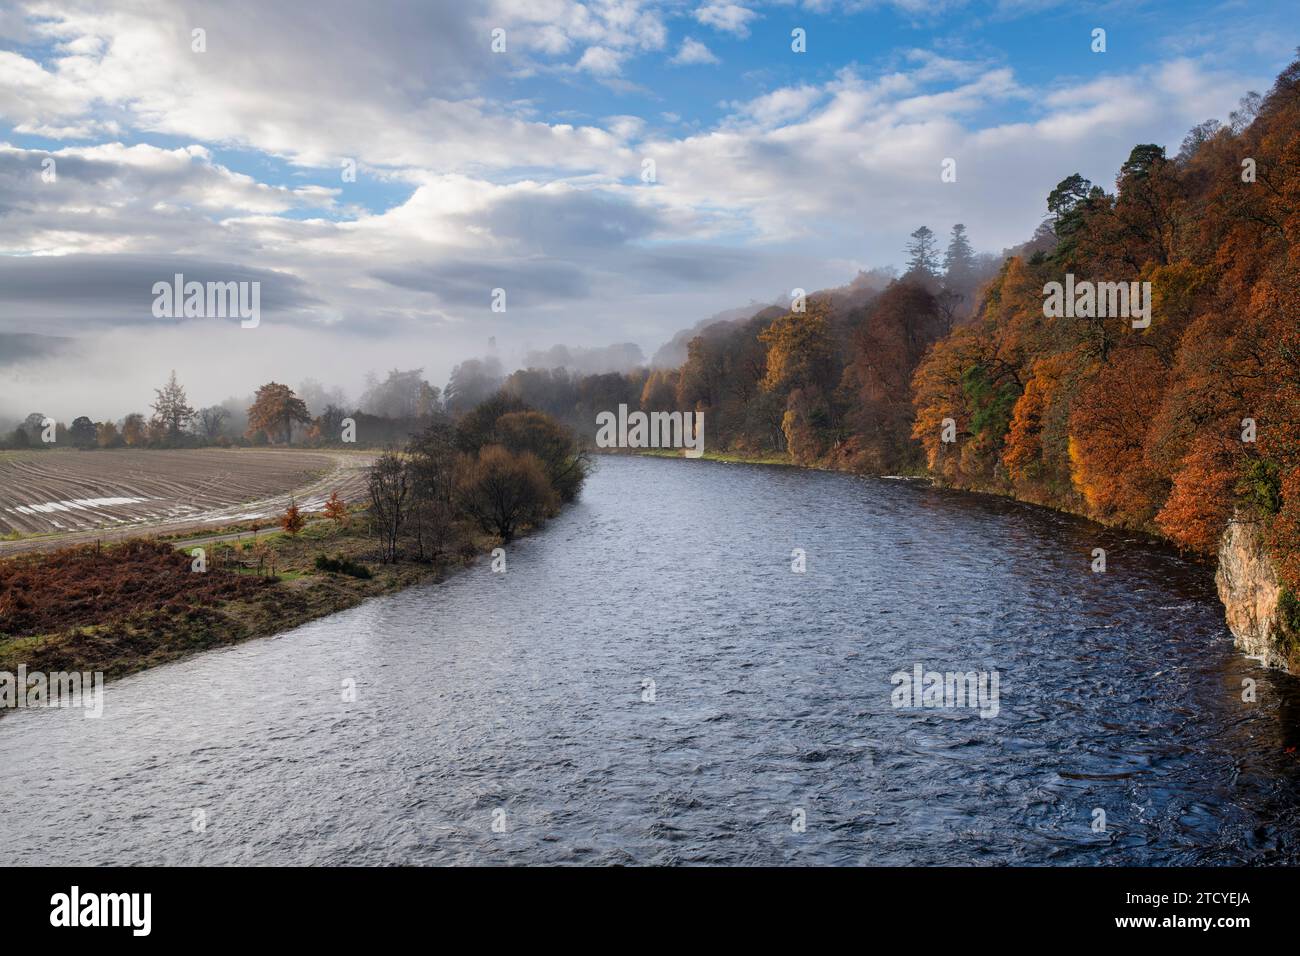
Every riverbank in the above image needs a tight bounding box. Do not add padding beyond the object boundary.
[0,514,495,694]
[628,447,799,467]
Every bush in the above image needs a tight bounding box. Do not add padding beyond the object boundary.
[314,554,372,579]
[1242,459,1281,516]
[493,410,588,502]
[455,444,557,542]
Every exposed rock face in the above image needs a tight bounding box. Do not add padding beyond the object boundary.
[1216,516,1288,671]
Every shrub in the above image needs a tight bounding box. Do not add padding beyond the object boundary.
[314,554,372,579]
[455,445,557,542]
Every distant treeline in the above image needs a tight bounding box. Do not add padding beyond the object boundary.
[0,358,518,451]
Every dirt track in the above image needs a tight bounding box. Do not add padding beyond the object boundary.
[0,448,373,556]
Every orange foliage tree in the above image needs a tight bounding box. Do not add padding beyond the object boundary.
[247,382,311,445]
[323,491,349,525]
[280,498,306,535]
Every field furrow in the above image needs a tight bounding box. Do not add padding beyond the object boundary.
[0,449,374,553]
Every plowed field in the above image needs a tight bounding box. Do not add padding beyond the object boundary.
[0,448,372,553]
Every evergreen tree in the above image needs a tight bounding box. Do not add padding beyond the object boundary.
[942,224,976,287]
[905,226,939,276]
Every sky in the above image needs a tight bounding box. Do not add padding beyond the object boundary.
[0,0,1295,420]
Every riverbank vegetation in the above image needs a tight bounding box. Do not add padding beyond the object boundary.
[0,397,586,683]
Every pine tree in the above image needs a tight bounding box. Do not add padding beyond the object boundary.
[905,226,939,276]
[942,223,976,287]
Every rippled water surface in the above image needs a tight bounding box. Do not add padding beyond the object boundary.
[4,456,1300,865]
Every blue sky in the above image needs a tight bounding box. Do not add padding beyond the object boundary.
[0,0,1295,418]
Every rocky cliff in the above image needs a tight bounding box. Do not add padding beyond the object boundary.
[1215,515,1290,671]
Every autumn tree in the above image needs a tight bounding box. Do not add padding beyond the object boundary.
[1066,350,1169,526]
[121,413,147,447]
[838,281,946,471]
[494,410,589,503]
[455,445,556,542]
[676,334,727,411]
[758,301,838,398]
[454,391,530,453]
[247,382,311,445]
[323,491,349,525]
[96,420,122,448]
[911,323,1002,485]
[1155,432,1240,552]
[1001,351,1078,499]
[280,498,306,535]
[640,368,679,412]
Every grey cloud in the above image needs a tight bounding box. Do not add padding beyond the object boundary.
[475,189,662,251]
[371,258,589,308]
[624,245,759,285]
[0,254,319,330]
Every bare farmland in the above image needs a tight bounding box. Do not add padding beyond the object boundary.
[0,448,372,554]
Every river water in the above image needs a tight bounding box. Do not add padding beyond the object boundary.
[3,455,1299,865]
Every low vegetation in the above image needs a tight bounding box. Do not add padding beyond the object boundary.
[0,522,427,683]
[0,396,586,686]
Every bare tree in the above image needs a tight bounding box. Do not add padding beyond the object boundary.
[367,450,408,563]
[198,405,230,441]
[405,419,458,561]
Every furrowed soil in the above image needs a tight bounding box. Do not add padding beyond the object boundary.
[0,448,372,554]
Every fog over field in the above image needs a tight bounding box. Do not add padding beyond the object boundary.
[1,0,1287,422]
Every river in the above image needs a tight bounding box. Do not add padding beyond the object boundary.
[3,455,1299,865]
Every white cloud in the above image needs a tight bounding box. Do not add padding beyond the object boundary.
[693,2,758,37]
[726,85,823,126]
[670,38,719,66]
[0,49,106,137]
[576,45,626,75]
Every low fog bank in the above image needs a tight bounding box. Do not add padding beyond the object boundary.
[0,322,664,433]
